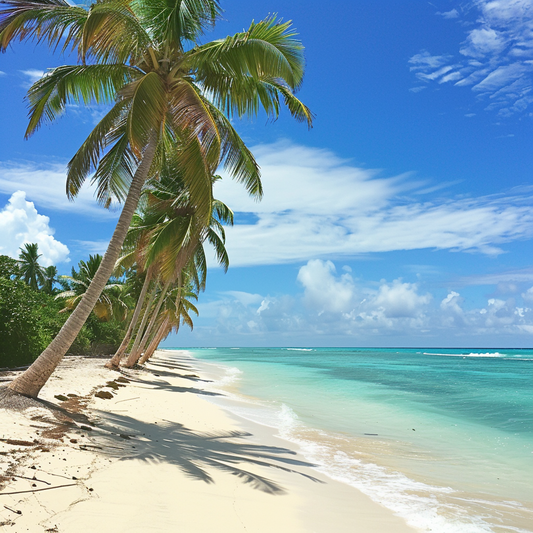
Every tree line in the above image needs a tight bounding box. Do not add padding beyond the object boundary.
[0,0,311,400]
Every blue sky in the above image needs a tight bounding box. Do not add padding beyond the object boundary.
[1,0,533,347]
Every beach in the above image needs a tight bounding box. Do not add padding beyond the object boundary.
[0,350,416,532]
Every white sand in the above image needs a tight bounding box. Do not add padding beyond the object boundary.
[0,351,417,532]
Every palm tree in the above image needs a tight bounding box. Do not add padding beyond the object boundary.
[55,254,128,321]
[17,243,45,291]
[1,0,312,398]
[41,265,59,295]
[118,169,233,368]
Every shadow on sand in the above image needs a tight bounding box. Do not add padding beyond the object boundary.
[89,411,323,495]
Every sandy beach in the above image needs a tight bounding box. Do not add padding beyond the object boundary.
[0,350,416,532]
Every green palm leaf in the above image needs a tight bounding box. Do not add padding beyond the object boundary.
[25,64,137,137]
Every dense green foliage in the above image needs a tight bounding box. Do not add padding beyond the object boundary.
[0,274,64,367]
[0,251,128,368]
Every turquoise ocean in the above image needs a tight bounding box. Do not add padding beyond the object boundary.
[168,347,533,533]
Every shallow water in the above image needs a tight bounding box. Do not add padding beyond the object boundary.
[168,347,533,533]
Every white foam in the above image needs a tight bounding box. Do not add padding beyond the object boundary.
[423,352,505,358]
[279,430,530,533]
[286,348,314,351]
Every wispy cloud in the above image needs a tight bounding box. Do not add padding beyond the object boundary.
[409,0,533,116]
[437,8,460,19]
[213,142,533,267]
[0,161,121,217]
[19,69,44,88]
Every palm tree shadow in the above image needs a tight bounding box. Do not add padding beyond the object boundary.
[89,412,323,495]
[126,376,222,396]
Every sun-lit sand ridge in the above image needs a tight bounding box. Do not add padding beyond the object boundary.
[0,351,416,532]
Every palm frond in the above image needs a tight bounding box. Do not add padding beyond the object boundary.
[81,0,152,64]
[134,0,221,47]
[91,129,137,207]
[124,71,167,155]
[25,64,137,137]
[0,1,87,53]
[66,99,130,199]
[189,17,305,90]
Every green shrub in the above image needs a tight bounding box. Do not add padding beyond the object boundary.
[0,278,65,367]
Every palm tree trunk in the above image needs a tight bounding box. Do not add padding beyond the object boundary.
[124,279,171,368]
[7,134,158,398]
[123,278,160,367]
[139,318,170,365]
[106,267,153,369]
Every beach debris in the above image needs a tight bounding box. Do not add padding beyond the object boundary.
[54,395,69,402]
[0,438,36,447]
[3,504,21,515]
[0,483,77,496]
[95,391,113,400]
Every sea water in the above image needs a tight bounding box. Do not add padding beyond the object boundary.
[168,347,533,533]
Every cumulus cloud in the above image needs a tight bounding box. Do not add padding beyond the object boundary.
[297,259,356,313]
[0,191,69,266]
[409,0,533,116]
[179,260,533,344]
[214,141,533,267]
[0,161,120,217]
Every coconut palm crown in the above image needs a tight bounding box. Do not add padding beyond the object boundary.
[0,0,312,398]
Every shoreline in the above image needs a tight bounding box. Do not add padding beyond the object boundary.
[0,350,416,532]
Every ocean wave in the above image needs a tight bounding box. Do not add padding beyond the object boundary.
[279,428,530,533]
[423,352,506,358]
[285,348,314,351]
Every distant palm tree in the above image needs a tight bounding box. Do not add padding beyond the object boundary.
[56,255,128,322]
[17,243,45,291]
[41,265,59,295]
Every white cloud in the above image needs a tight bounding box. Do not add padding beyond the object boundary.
[19,69,44,87]
[0,191,69,266]
[522,286,533,302]
[0,71,5,76]
[73,240,110,255]
[410,0,533,115]
[373,280,431,318]
[438,9,460,19]
[297,259,356,313]
[460,28,506,57]
[214,142,533,267]
[184,261,533,343]
[0,161,120,217]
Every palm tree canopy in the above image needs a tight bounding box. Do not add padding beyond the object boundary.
[56,254,127,320]
[42,264,59,294]
[0,0,312,222]
[17,242,46,290]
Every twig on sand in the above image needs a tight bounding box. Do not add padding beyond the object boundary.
[10,474,51,486]
[115,397,140,404]
[3,505,21,514]
[0,483,77,496]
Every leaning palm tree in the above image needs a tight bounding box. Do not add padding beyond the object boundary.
[17,243,45,291]
[1,0,312,398]
[120,170,233,368]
